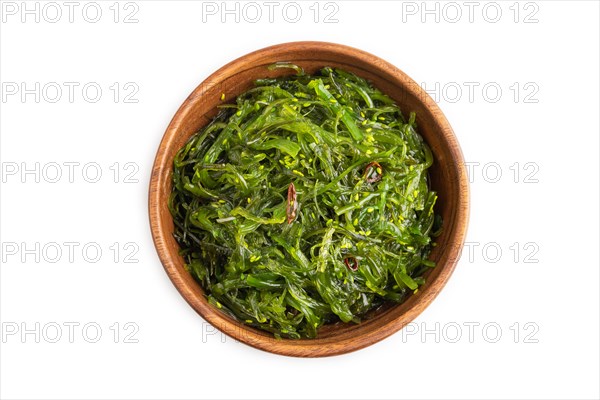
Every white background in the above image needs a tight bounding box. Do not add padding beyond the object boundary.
[1,1,599,399]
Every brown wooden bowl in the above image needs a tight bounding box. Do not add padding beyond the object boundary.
[149,41,469,357]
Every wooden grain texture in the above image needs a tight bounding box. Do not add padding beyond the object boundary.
[148,41,470,357]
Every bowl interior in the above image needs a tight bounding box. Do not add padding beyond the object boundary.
[150,42,468,357]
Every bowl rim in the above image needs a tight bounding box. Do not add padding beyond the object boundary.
[149,41,470,357]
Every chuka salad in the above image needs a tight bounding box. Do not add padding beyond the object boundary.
[169,65,442,339]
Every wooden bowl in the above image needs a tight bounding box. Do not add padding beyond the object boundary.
[149,41,469,357]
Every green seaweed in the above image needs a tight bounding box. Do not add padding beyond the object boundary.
[169,66,441,339]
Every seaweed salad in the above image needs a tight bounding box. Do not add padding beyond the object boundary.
[169,65,441,339]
